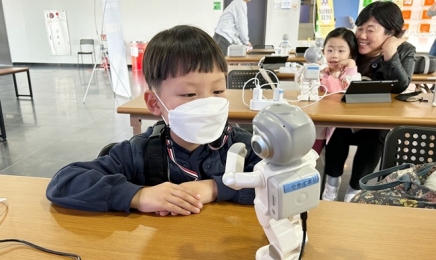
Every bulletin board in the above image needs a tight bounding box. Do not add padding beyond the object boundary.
[402,0,436,52]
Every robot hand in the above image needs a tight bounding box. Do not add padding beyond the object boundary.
[223,143,264,190]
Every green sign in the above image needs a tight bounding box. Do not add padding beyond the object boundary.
[213,2,221,10]
[363,0,373,7]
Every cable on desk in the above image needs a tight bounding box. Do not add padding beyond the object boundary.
[298,211,308,260]
[0,239,81,260]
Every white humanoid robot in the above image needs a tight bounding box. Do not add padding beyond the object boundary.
[279,34,291,55]
[223,103,321,260]
[294,47,324,101]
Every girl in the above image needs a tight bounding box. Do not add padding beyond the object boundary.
[312,27,361,155]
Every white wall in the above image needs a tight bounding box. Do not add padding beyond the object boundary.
[3,0,303,64]
[3,0,223,64]
[264,1,301,49]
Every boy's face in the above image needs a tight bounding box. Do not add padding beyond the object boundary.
[146,66,227,124]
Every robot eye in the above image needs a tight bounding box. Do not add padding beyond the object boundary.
[251,135,270,159]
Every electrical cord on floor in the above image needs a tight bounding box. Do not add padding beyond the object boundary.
[0,239,81,259]
[298,211,308,260]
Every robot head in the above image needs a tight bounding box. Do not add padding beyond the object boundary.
[304,47,323,64]
[251,103,315,166]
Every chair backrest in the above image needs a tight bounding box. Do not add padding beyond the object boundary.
[253,45,274,49]
[97,142,118,157]
[381,126,436,169]
[79,39,95,52]
[227,70,277,90]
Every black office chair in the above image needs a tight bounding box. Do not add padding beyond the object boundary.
[0,99,6,141]
[97,142,117,157]
[253,45,274,49]
[227,70,277,90]
[380,126,436,170]
[77,39,96,69]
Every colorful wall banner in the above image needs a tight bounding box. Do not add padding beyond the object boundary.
[315,0,335,38]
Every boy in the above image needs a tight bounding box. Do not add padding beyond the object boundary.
[46,25,260,216]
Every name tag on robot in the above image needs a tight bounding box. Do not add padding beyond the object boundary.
[267,168,320,220]
[303,65,320,80]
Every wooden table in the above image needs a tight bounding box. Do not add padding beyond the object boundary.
[247,49,296,55]
[226,55,306,64]
[0,67,33,98]
[1,175,436,259]
[117,89,436,135]
[412,72,436,92]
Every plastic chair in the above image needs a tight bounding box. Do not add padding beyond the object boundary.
[227,70,277,90]
[380,126,436,170]
[253,45,274,49]
[77,39,96,68]
[97,142,117,157]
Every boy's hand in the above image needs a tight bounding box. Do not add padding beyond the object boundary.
[179,180,218,204]
[130,182,203,215]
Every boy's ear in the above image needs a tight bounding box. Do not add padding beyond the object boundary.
[144,90,162,116]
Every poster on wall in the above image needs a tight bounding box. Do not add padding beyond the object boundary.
[44,10,71,55]
[315,0,335,38]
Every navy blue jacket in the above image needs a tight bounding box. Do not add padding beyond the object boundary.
[46,125,260,212]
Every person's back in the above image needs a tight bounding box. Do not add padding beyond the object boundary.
[46,25,261,216]
[213,0,251,55]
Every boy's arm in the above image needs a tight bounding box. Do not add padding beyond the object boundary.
[46,141,142,212]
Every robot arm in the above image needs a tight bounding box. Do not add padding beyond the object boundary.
[223,143,264,190]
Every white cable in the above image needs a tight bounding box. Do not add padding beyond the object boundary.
[299,87,343,108]
[0,198,7,203]
[258,56,266,67]
[241,77,260,107]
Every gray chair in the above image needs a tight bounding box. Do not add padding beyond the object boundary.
[227,70,277,90]
[380,126,436,170]
[77,39,96,68]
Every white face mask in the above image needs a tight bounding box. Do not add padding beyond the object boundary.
[154,94,229,144]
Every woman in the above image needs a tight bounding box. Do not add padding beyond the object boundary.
[322,1,416,202]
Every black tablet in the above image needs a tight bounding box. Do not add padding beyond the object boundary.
[341,80,398,103]
[261,56,289,70]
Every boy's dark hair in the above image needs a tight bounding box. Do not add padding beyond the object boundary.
[143,25,227,91]
[324,27,358,60]
[355,1,405,37]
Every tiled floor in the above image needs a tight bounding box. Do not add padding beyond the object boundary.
[0,65,357,200]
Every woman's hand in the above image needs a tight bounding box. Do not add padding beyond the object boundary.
[382,36,408,61]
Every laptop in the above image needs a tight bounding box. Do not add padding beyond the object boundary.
[295,47,309,57]
[341,80,398,103]
[261,55,289,70]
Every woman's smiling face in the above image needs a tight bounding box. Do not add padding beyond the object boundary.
[354,17,390,57]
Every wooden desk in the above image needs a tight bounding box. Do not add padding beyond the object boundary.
[117,90,436,135]
[1,175,436,259]
[411,72,436,92]
[0,67,33,98]
[247,49,296,55]
[226,55,305,64]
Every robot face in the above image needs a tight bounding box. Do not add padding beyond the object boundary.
[251,125,271,159]
[252,104,316,166]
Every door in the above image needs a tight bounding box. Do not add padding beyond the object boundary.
[224,0,267,46]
